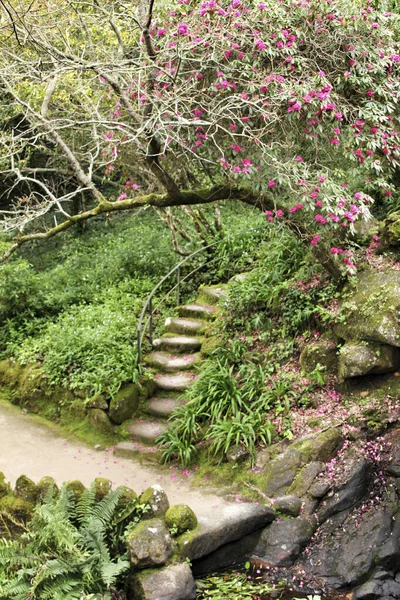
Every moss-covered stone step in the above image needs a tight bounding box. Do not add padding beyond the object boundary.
[153,335,202,353]
[197,285,228,305]
[145,396,186,418]
[178,303,219,321]
[126,420,169,446]
[145,351,201,372]
[165,317,207,335]
[154,372,196,391]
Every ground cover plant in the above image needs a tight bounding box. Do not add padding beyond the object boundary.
[0,483,147,600]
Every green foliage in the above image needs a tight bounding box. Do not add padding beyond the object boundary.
[196,570,275,600]
[0,484,145,600]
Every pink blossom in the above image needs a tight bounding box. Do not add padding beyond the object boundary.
[177,23,189,35]
[295,155,303,162]
[330,247,343,254]
[371,22,379,29]
[315,214,327,225]
[276,209,284,218]
[330,137,340,145]
[157,28,167,36]
[268,180,276,188]
[311,235,321,245]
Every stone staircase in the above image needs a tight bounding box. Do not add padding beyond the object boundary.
[114,285,227,462]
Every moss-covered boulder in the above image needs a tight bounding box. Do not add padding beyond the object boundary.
[292,428,343,463]
[36,476,59,501]
[130,563,196,600]
[140,485,170,518]
[115,485,138,507]
[126,517,175,568]
[93,477,112,501]
[0,472,11,498]
[14,475,38,504]
[380,210,400,247]
[86,394,108,410]
[201,335,224,357]
[109,383,141,424]
[338,343,400,379]
[65,480,86,500]
[334,271,400,347]
[87,408,115,435]
[261,449,302,497]
[300,340,338,374]
[165,504,198,535]
[0,494,34,534]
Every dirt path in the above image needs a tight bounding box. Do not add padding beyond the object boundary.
[0,401,228,516]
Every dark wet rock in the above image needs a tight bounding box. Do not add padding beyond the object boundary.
[317,452,372,523]
[192,529,263,577]
[387,440,400,477]
[140,485,170,518]
[288,461,325,496]
[252,516,317,567]
[352,580,383,599]
[127,517,175,569]
[309,481,331,499]
[274,495,302,517]
[300,340,338,374]
[130,563,196,600]
[178,503,275,561]
[338,343,400,379]
[261,449,302,497]
[309,505,396,587]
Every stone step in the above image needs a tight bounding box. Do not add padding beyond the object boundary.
[153,335,202,353]
[113,441,162,464]
[198,285,227,305]
[145,396,186,418]
[178,303,219,321]
[125,420,169,446]
[145,351,200,372]
[154,372,196,391]
[165,316,206,335]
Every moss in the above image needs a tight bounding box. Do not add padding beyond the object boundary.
[14,475,38,504]
[109,383,142,424]
[165,504,198,535]
[115,485,138,507]
[292,428,343,463]
[65,480,86,500]
[36,477,59,502]
[93,477,112,501]
[0,472,11,498]
[0,493,34,531]
[200,335,224,357]
[0,359,23,389]
[139,485,170,517]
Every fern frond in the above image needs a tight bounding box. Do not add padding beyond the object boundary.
[100,559,129,587]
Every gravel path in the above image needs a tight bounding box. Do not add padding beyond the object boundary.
[0,401,227,516]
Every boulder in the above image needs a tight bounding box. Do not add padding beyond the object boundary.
[93,477,112,501]
[309,505,398,588]
[300,340,338,374]
[165,504,198,535]
[109,383,141,424]
[292,428,343,463]
[14,475,37,503]
[252,516,317,567]
[127,517,175,569]
[0,472,11,498]
[273,495,302,517]
[334,271,400,347]
[287,462,325,497]
[65,480,86,500]
[130,563,196,600]
[317,452,372,524]
[338,343,400,379]
[36,476,59,501]
[178,503,275,561]
[87,408,115,435]
[140,485,170,518]
[261,449,302,497]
